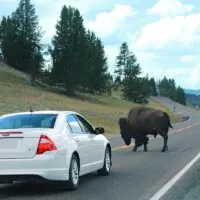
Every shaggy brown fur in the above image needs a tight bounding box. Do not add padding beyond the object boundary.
[119,106,173,152]
[118,117,149,152]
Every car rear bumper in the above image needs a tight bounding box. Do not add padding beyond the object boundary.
[0,152,69,182]
[0,169,69,182]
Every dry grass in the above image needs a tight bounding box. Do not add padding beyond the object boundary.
[0,70,181,136]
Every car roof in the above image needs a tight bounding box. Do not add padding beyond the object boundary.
[0,110,80,118]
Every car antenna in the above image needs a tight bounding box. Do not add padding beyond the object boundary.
[28,101,33,113]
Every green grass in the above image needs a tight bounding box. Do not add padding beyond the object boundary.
[0,70,181,136]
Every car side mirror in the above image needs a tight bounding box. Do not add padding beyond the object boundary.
[95,127,105,134]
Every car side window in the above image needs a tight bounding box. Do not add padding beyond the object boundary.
[75,115,95,134]
[67,114,83,134]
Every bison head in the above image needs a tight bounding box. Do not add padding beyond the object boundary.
[118,118,132,145]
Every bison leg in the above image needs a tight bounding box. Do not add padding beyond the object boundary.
[133,135,149,152]
[133,146,137,152]
[133,138,141,152]
[144,144,148,152]
[143,136,149,152]
[161,134,168,152]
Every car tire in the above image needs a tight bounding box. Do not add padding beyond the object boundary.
[98,146,111,176]
[66,154,80,190]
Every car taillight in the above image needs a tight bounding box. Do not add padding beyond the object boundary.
[36,135,57,155]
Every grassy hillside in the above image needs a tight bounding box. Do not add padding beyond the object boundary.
[0,69,181,136]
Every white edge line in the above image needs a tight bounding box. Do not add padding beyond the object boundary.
[149,152,200,200]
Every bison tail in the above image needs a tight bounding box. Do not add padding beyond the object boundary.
[169,121,173,128]
[164,112,173,129]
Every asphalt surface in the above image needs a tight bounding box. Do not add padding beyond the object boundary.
[0,101,200,200]
[161,158,200,200]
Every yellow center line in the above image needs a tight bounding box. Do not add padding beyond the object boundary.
[112,144,135,151]
[112,122,200,151]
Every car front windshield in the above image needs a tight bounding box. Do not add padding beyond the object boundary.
[0,113,58,129]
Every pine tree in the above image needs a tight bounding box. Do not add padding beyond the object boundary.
[114,42,129,83]
[12,0,43,72]
[78,30,109,93]
[149,78,158,96]
[0,0,43,82]
[136,76,150,104]
[123,52,142,102]
[51,6,109,94]
[168,78,176,100]
[80,30,97,92]
[87,36,108,93]
[114,42,144,102]
[176,86,186,105]
[51,6,87,93]
[28,46,44,85]
[0,17,6,60]
[51,6,71,88]
[158,76,169,96]
[0,16,17,65]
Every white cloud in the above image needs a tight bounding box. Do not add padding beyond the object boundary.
[104,45,120,73]
[180,55,196,63]
[149,65,200,89]
[32,0,53,5]
[187,64,200,88]
[40,16,58,41]
[40,3,136,41]
[0,0,16,3]
[103,43,200,89]
[104,43,159,76]
[120,61,200,89]
[147,0,194,17]
[0,0,96,12]
[135,13,200,49]
[38,0,100,41]
[165,67,191,77]
[133,50,159,74]
[86,4,136,39]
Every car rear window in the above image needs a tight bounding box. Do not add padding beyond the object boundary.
[0,114,58,129]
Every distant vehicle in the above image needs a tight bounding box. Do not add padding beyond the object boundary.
[0,111,112,190]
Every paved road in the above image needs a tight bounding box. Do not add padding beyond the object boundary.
[0,105,200,200]
[161,158,200,200]
[150,96,195,117]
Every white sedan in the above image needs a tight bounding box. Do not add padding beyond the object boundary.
[0,111,112,190]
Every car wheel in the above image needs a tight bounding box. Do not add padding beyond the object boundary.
[67,154,80,190]
[98,146,111,176]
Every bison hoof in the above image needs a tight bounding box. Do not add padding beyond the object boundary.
[144,147,148,152]
[133,147,137,152]
[162,146,168,152]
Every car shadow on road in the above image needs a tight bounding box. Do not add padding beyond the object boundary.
[0,172,113,199]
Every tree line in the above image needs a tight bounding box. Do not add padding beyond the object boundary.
[0,0,186,105]
[157,76,186,105]
[185,93,200,107]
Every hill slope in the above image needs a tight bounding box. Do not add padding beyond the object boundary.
[0,63,181,135]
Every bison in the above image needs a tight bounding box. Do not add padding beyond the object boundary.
[119,106,173,152]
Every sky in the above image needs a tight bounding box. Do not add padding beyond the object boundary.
[1,0,200,90]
